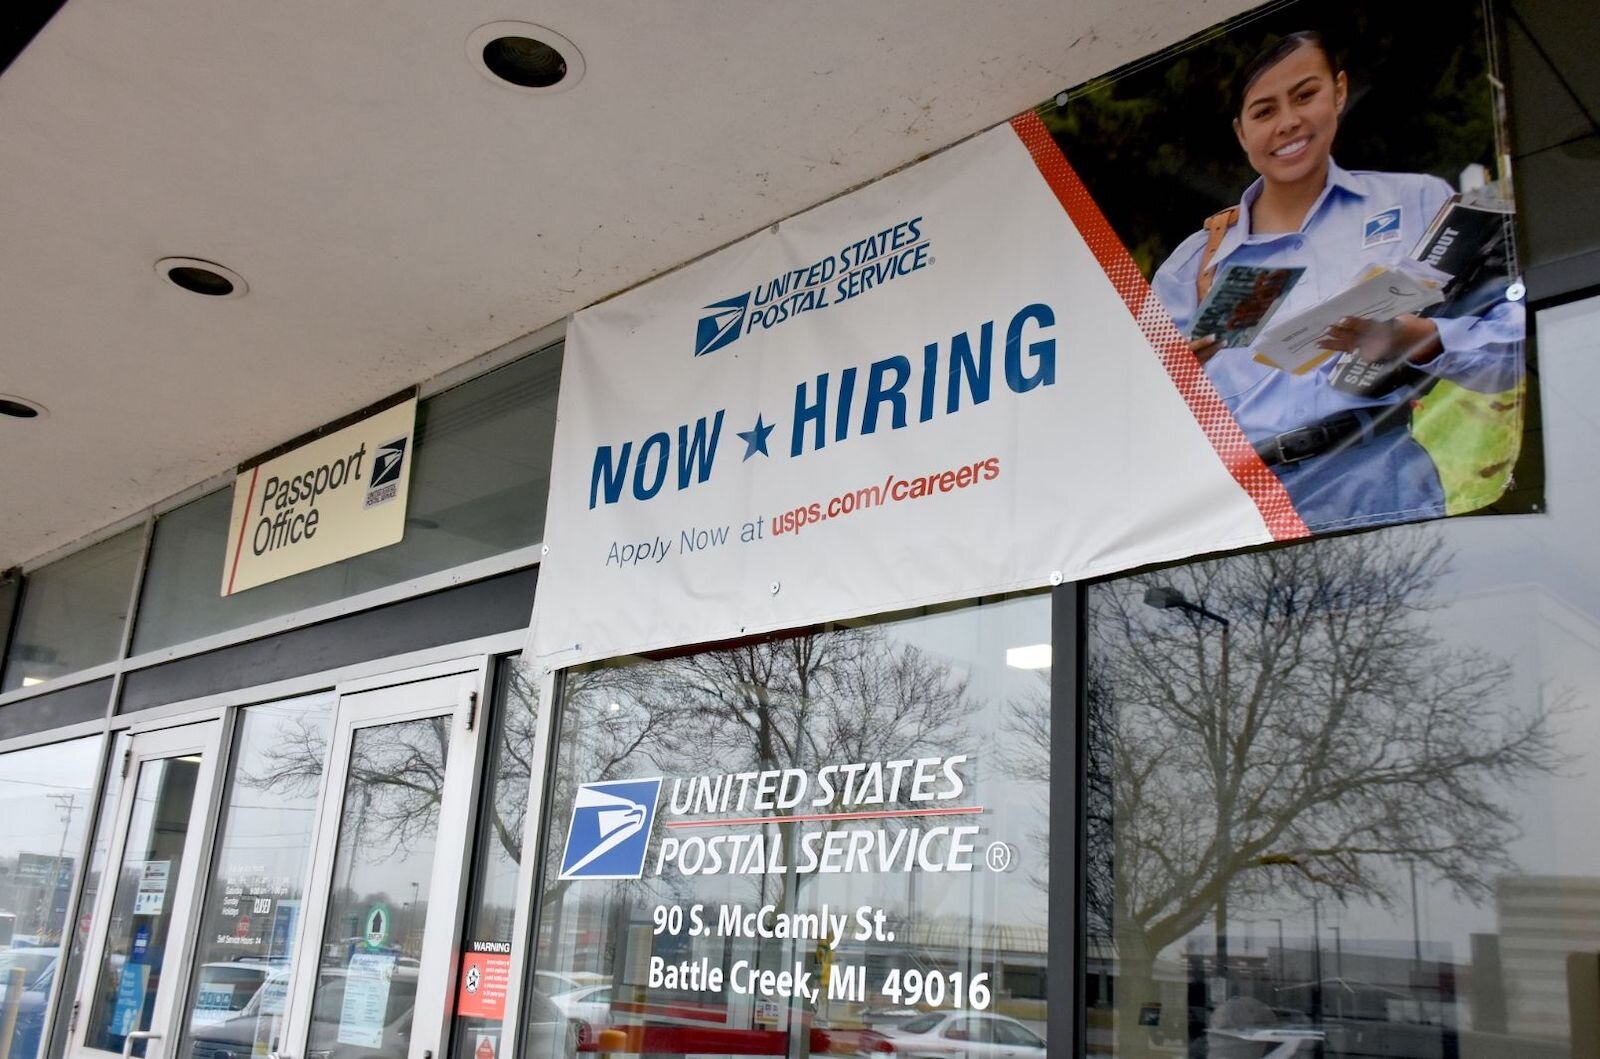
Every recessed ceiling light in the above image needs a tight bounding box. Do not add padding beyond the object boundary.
[155,257,248,298]
[467,22,584,93]
[0,394,47,419]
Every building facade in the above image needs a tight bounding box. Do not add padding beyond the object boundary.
[2,2,1598,1058]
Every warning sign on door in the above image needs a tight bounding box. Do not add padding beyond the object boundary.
[457,941,512,1020]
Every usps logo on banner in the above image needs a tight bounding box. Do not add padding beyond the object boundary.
[558,778,663,880]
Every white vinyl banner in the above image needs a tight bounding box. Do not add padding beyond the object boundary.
[529,118,1302,670]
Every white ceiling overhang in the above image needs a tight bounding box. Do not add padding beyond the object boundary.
[0,0,1261,567]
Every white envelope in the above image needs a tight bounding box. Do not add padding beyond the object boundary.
[1252,267,1445,374]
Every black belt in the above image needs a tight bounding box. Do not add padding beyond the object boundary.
[1254,409,1410,467]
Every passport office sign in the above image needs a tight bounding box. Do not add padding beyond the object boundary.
[221,395,418,596]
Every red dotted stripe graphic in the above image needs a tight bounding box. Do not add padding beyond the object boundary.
[1009,111,1308,541]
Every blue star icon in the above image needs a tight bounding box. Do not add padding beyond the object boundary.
[737,414,775,461]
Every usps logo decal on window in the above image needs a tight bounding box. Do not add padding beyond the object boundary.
[1363,206,1403,247]
[557,778,663,880]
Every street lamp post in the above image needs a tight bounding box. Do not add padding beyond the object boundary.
[1311,897,1324,1026]
[1144,586,1232,988]
[409,881,420,954]
[1330,925,1344,1017]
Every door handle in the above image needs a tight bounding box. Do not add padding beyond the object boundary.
[121,1031,161,1059]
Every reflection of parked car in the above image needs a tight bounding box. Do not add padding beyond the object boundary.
[523,988,580,1059]
[859,1007,926,1031]
[0,952,58,1059]
[189,968,421,1059]
[548,984,615,1048]
[0,949,57,982]
[533,970,607,997]
[190,960,286,1028]
[1190,1026,1323,1058]
[857,1010,1046,1056]
[186,968,574,1059]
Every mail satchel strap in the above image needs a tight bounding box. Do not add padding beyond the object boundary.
[1195,205,1241,303]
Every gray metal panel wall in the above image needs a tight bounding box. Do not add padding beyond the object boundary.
[118,568,536,713]
[0,677,112,740]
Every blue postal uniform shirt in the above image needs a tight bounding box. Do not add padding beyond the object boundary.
[1152,162,1523,531]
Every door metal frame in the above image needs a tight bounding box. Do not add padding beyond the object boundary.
[67,719,227,1059]
[1048,582,1086,1058]
[273,658,490,1059]
[495,661,558,1059]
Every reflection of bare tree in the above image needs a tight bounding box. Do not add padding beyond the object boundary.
[247,716,450,858]
[546,626,973,848]
[1005,666,1115,934]
[485,666,544,863]
[1014,529,1561,1055]
[650,628,972,784]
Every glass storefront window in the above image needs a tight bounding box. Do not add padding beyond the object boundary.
[1083,294,1600,1058]
[174,695,335,1059]
[131,347,562,654]
[299,715,453,1059]
[0,737,102,1059]
[2,529,142,692]
[526,596,1051,1057]
[448,659,564,1059]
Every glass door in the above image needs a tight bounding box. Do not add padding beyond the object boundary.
[68,722,225,1059]
[274,669,485,1059]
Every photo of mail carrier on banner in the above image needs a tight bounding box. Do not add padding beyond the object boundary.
[528,0,1535,672]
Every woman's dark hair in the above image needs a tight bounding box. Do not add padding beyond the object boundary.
[1234,31,1338,114]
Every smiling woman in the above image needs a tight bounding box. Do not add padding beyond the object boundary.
[1229,33,1350,226]
[1141,19,1524,533]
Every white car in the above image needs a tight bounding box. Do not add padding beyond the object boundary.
[859,1010,1046,1057]
[534,969,605,997]
[1200,1026,1324,1057]
[548,983,616,1048]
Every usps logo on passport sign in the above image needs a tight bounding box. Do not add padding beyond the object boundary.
[558,778,663,880]
[364,435,408,508]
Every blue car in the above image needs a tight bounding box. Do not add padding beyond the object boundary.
[0,950,60,1059]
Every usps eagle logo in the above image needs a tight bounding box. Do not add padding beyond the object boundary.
[694,293,749,357]
[1363,206,1403,247]
[364,435,408,509]
[557,778,663,880]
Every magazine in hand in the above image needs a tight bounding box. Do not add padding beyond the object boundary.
[1412,185,1514,279]
[1190,264,1305,347]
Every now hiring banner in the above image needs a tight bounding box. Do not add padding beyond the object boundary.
[527,0,1529,669]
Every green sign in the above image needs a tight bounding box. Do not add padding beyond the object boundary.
[363,904,390,949]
